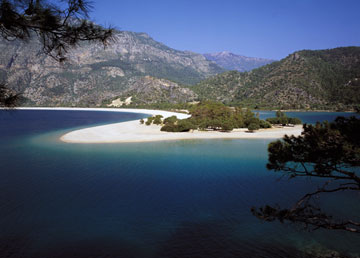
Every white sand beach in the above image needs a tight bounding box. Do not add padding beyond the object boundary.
[30,107,305,144]
[14,107,302,143]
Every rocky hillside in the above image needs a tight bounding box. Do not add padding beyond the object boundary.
[203,51,275,72]
[0,30,223,106]
[1,33,359,110]
[107,76,198,106]
[193,47,360,110]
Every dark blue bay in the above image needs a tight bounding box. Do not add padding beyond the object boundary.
[0,109,359,258]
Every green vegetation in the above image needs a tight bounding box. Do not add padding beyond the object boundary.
[160,115,197,132]
[152,115,163,125]
[163,116,178,124]
[145,116,154,125]
[160,119,197,132]
[144,115,164,126]
[189,71,241,103]
[140,61,223,85]
[266,111,302,126]
[190,47,360,111]
[158,101,272,132]
[188,101,235,131]
[259,120,272,128]
[248,123,260,132]
[252,116,360,233]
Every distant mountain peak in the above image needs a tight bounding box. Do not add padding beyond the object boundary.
[218,51,232,55]
[203,52,275,72]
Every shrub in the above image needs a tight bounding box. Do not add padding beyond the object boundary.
[164,116,178,124]
[177,119,197,132]
[248,123,260,132]
[220,120,235,131]
[145,117,154,125]
[245,117,260,127]
[259,120,272,128]
[288,117,302,124]
[153,115,163,125]
[160,123,177,132]
[233,115,245,128]
[279,116,289,126]
[139,119,144,124]
[160,118,197,132]
[266,117,279,124]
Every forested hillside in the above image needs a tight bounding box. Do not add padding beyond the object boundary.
[192,47,360,110]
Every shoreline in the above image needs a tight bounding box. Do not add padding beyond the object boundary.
[13,106,356,113]
[4,107,303,143]
[39,107,302,144]
[61,122,303,143]
[13,107,191,119]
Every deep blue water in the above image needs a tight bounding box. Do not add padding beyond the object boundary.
[0,110,359,258]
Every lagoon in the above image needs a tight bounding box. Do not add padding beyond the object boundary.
[0,109,359,257]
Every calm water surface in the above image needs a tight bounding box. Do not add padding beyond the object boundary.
[0,110,359,258]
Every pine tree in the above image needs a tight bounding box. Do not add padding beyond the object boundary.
[0,0,114,107]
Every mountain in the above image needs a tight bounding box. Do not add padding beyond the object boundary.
[1,32,359,110]
[203,51,275,72]
[192,47,360,110]
[0,30,223,106]
[106,76,198,106]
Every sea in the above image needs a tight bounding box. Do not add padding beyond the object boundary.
[0,109,359,258]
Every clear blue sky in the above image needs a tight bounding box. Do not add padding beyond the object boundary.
[91,0,360,60]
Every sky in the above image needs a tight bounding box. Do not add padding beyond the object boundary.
[91,0,360,60]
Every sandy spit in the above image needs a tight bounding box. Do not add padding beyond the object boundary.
[22,107,302,144]
[11,107,302,143]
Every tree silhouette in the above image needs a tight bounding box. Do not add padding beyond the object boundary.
[252,116,360,233]
[0,0,114,107]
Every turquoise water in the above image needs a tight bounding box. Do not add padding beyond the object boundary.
[0,110,359,258]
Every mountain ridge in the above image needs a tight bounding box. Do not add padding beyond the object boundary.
[1,31,359,110]
[0,30,224,106]
[203,51,275,72]
[193,46,360,110]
